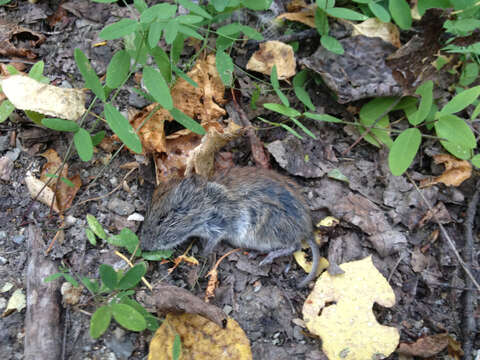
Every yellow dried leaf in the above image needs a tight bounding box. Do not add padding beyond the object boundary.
[277,8,315,28]
[1,75,85,120]
[246,41,296,80]
[148,313,252,360]
[420,154,472,187]
[2,289,26,317]
[302,256,399,360]
[351,18,401,48]
[25,175,60,213]
[317,216,339,227]
[294,248,329,278]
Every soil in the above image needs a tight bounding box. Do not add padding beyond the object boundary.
[0,1,478,360]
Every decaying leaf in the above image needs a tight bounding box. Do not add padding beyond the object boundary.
[0,19,46,59]
[277,7,315,28]
[185,120,243,178]
[148,313,252,360]
[25,174,60,213]
[0,75,86,120]
[246,41,296,80]
[303,256,399,360]
[420,154,472,187]
[2,289,26,317]
[397,333,451,358]
[351,18,401,48]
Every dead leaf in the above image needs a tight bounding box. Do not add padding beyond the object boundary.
[0,19,46,59]
[0,75,86,120]
[148,313,252,360]
[2,289,26,317]
[411,247,429,273]
[420,154,472,187]
[277,7,315,28]
[246,41,296,80]
[205,249,241,303]
[397,333,450,358]
[25,174,60,213]
[351,18,401,48]
[417,201,452,228]
[287,0,308,12]
[303,256,399,360]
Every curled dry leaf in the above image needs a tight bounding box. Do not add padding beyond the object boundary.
[0,19,46,59]
[397,333,450,358]
[25,175,60,213]
[148,313,252,360]
[351,18,401,48]
[277,7,315,28]
[303,256,399,360]
[1,75,86,120]
[420,154,472,187]
[2,289,26,317]
[246,41,296,80]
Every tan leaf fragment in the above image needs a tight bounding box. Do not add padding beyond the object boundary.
[0,75,86,120]
[185,120,243,178]
[246,41,296,80]
[25,174,60,213]
[351,18,401,48]
[2,289,26,317]
[303,256,399,360]
[277,7,315,28]
[148,313,252,360]
[420,154,472,187]
[397,333,450,358]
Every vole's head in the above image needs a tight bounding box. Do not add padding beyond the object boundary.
[140,175,227,251]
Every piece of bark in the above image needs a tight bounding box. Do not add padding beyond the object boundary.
[24,225,62,360]
[148,283,227,328]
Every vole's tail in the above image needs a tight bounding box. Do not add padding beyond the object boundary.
[297,237,320,288]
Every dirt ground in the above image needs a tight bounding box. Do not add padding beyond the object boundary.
[0,1,478,360]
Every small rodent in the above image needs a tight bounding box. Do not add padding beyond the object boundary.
[141,167,319,288]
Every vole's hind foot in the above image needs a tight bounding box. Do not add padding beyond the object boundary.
[259,246,299,266]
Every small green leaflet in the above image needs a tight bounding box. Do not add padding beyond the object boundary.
[117,263,147,290]
[304,112,342,123]
[389,0,412,30]
[111,303,147,331]
[434,114,476,149]
[0,100,15,123]
[173,334,182,360]
[177,0,212,19]
[106,50,131,89]
[270,65,289,107]
[99,19,139,40]
[87,214,107,240]
[90,306,112,339]
[410,80,433,125]
[99,264,118,290]
[388,128,421,176]
[169,108,206,135]
[104,104,143,153]
[293,70,315,111]
[438,86,480,116]
[74,49,105,101]
[143,66,173,110]
[321,35,344,55]
[326,7,368,21]
[263,103,301,118]
[215,51,234,86]
[368,2,390,23]
[42,118,80,132]
[74,128,94,161]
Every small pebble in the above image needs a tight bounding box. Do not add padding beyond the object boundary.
[223,305,233,315]
[293,326,305,341]
[0,256,7,265]
[12,234,25,245]
[107,198,135,216]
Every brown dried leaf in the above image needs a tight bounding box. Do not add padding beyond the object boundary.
[397,333,450,358]
[25,175,60,213]
[351,18,401,48]
[277,8,315,28]
[0,19,45,59]
[420,154,472,187]
[148,313,252,360]
[246,41,296,80]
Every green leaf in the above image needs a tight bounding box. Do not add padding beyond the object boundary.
[239,25,263,40]
[74,128,94,162]
[460,62,479,87]
[327,168,349,182]
[143,66,173,110]
[242,0,272,10]
[106,50,130,89]
[86,214,107,240]
[120,297,159,331]
[81,277,99,294]
[142,250,174,261]
[0,100,15,123]
[173,334,182,360]
[293,70,315,111]
[99,19,139,40]
[60,176,75,188]
[215,51,234,86]
[134,0,148,13]
[444,18,480,35]
[91,0,117,2]
[360,97,397,125]
[178,25,203,40]
[91,130,106,146]
[172,65,198,88]
[25,110,44,125]
[304,112,342,123]
[85,228,97,246]
[263,103,301,117]
[118,228,140,255]
[164,19,179,44]
[171,33,185,64]
[177,15,204,24]
[258,116,303,139]
[28,61,48,83]
[317,0,335,8]
[326,7,368,21]
[104,103,143,153]
[471,154,480,168]
[440,141,472,160]
[417,0,450,16]
[368,2,390,22]
[42,118,80,132]
[410,80,433,125]
[62,273,79,287]
[321,35,344,54]
[111,303,147,332]
[140,3,177,23]
[150,47,172,84]
[117,263,147,290]
[177,0,212,19]
[438,86,480,116]
[434,114,477,149]
[315,7,329,35]
[5,64,20,75]
[90,306,112,339]
[389,0,412,30]
[291,117,317,139]
[169,108,206,135]
[43,273,66,283]
[74,49,106,101]
[270,65,289,107]
[388,128,421,176]
[99,264,118,290]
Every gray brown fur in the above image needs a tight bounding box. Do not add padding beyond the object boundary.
[141,167,319,288]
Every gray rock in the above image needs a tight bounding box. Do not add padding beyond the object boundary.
[12,234,25,245]
[107,198,135,216]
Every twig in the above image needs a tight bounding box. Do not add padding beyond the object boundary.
[407,174,480,292]
[388,254,404,283]
[462,180,480,360]
[342,97,402,156]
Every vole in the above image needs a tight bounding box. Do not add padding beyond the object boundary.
[141,167,319,288]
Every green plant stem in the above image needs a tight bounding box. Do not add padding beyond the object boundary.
[185,23,212,70]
